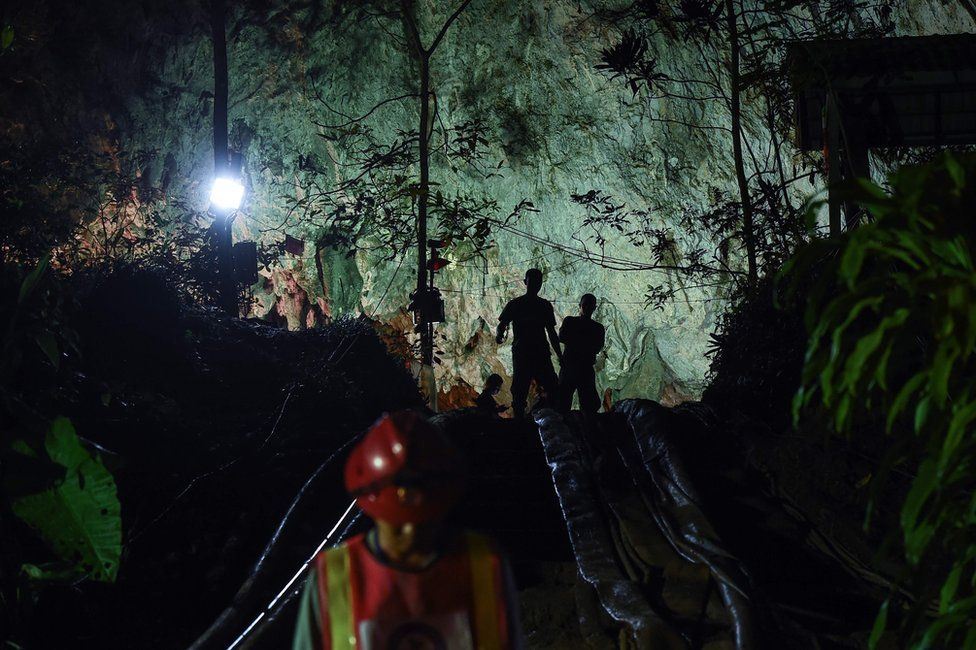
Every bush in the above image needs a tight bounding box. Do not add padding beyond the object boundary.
[790,152,976,649]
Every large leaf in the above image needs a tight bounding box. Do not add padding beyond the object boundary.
[11,417,121,582]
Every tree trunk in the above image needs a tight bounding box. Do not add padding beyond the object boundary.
[212,0,228,178]
[725,0,757,287]
[401,0,436,379]
[418,58,431,307]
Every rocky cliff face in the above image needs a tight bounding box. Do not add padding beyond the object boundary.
[33,0,973,407]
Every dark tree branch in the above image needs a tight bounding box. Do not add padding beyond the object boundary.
[429,0,475,54]
[313,93,419,130]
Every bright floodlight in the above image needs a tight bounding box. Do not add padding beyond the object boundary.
[210,176,245,211]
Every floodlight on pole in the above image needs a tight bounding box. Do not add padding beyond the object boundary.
[210,176,245,212]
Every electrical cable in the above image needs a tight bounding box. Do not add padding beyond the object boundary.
[490,220,736,277]
[225,500,360,650]
[490,222,666,271]
[448,247,564,271]
[443,257,585,293]
[328,253,407,366]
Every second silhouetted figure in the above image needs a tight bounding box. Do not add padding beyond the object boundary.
[558,293,605,413]
[496,269,561,418]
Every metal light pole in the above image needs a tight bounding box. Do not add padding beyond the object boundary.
[408,240,449,411]
[210,0,239,316]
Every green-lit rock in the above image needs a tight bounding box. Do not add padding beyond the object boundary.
[71,1,976,404]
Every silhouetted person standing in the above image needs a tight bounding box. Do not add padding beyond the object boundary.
[496,269,561,418]
[558,293,605,413]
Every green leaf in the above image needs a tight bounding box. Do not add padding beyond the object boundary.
[915,395,932,435]
[821,295,884,403]
[35,330,60,369]
[791,385,806,425]
[942,401,976,474]
[929,344,960,408]
[10,417,121,582]
[868,599,888,650]
[18,255,50,304]
[887,372,926,433]
[902,458,938,563]
[917,610,972,649]
[963,619,976,649]
[1,25,13,51]
[873,341,894,390]
[940,565,962,614]
[835,394,852,432]
[945,154,965,194]
[841,308,909,395]
[904,522,935,566]
[839,241,867,284]
[20,562,83,583]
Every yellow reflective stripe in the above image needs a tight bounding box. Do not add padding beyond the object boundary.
[467,533,502,650]
[325,546,357,649]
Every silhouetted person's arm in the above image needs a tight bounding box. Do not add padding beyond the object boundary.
[496,320,509,344]
[547,323,562,361]
[545,302,562,360]
[497,302,512,343]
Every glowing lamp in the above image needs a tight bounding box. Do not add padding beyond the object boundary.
[210,176,245,211]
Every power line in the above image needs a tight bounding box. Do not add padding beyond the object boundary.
[490,221,735,277]
[460,258,584,292]
[448,247,564,271]
[491,222,663,272]
[437,284,727,307]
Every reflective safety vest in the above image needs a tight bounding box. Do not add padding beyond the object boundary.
[315,531,510,650]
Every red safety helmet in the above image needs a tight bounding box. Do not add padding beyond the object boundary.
[344,411,465,525]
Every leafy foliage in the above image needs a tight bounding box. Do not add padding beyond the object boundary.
[267,3,534,275]
[588,0,892,302]
[283,105,533,265]
[1,255,123,649]
[569,181,808,308]
[10,417,121,582]
[790,152,976,649]
[595,28,668,95]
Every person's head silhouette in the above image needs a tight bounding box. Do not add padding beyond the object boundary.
[484,373,503,395]
[524,268,543,296]
[580,293,597,317]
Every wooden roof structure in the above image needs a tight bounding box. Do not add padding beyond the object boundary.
[787,34,976,150]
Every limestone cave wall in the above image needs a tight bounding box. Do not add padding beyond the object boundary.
[6,0,972,407]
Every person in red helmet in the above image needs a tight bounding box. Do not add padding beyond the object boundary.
[292,410,524,650]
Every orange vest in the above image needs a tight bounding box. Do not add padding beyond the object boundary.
[315,531,510,650]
